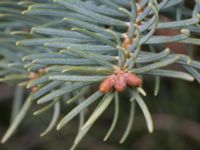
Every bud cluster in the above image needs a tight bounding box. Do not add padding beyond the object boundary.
[99,71,142,93]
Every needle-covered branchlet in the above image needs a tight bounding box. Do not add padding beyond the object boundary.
[1,0,200,149]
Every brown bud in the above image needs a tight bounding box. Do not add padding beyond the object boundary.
[29,72,38,79]
[31,87,38,93]
[125,73,142,87]
[99,75,115,93]
[39,68,48,74]
[114,73,127,92]
[122,34,133,50]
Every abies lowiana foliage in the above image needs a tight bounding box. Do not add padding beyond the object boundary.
[0,0,200,149]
